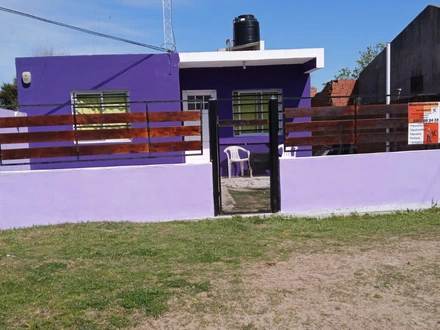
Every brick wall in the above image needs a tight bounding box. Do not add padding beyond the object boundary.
[310,80,358,155]
[312,83,332,107]
[312,79,358,107]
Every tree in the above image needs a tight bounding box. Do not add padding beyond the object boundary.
[334,43,386,80]
[0,77,18,110]
[333,67,354,80]
[33,45,70,57]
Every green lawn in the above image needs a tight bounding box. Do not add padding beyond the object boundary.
[227,188,271,213]
[0,208,439,329]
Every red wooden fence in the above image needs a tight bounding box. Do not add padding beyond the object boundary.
[0,111,202,162]
[284,103,430,154]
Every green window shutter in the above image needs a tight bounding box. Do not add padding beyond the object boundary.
[239,92,258,134]
[232,90,280,135]
[75,94,102,130]
[102,93,129,129]
[102,93,128,114]
[233,91,241,135]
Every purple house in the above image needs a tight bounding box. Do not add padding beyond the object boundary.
[13,41,324,173]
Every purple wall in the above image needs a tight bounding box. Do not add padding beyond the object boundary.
[180,64,311,176]
[180,64,310,108]
[0,163,214,230]
[15,53,182,170]
[280,150,440,215]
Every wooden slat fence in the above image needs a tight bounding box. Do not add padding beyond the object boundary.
[284,103,430,154]
[0,111,202,163]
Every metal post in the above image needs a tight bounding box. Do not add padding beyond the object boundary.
[386,42,391,152]
[72,107,80,160]
[145,102,152,156]
[354,97,361,154]
[208,99,221,216]
[268,97,280,213]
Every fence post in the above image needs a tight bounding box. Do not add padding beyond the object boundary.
[386,42,391,152]
[354,97,361,154]
[269,96,280,213]
[72,107,80,160]
[145,102,151,157]
[208,99,221,216]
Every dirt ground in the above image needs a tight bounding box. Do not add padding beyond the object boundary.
[221,177,271,213]
[138,237,440,330]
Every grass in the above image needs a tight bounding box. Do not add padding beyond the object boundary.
[228,188,271,213]
[0,208,439,329]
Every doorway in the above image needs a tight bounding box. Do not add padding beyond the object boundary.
[182,90,216,164]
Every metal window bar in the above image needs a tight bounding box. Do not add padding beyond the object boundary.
[232,100,283,135]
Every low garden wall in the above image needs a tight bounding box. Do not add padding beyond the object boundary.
[280,149,440,216]
[0,163,214,229]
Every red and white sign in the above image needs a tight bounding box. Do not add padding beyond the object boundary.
[408,102,440,145]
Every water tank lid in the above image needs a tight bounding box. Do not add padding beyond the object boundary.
[234,14,256,21]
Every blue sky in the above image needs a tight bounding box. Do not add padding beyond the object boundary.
[0,0,436,90]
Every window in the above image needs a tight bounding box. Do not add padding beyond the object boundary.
[186,94,212,110]
[232,90,282,135]
[71,91,129,131]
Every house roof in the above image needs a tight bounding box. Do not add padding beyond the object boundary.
[179,48,324,73]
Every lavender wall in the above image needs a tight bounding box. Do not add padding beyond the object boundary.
[280,150,440,216]
[0,163,214,230]
[180,64,311,176]
[0,109,30,171]
[15,53,182,170]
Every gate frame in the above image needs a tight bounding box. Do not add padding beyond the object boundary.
[208,99,221,216]
[208,98,280,216]
[268,97,281,213]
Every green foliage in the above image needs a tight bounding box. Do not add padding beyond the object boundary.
[0,77,18,110]
[333,67,355,80]
[334,43,386,80]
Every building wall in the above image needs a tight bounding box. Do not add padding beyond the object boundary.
[0,163,214,230]
[357,5,440,103]
[14,53,182,170]
[180,64,311,118]
[280,149,440,216]
[180,64,311,176]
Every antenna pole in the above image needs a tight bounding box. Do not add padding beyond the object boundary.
[162,0,176,52]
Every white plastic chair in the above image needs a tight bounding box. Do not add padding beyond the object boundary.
[224,146,252,178]
[278,144,298,158]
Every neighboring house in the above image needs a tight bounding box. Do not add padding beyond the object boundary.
[12,41,324,173]
[357,5,440,103]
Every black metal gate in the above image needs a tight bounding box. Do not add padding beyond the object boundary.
[208,98,280,216]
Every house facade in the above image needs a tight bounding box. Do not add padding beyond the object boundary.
[179,48,323,175]
[11,45,324,173]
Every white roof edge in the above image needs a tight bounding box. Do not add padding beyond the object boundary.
[179,48,324,70]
